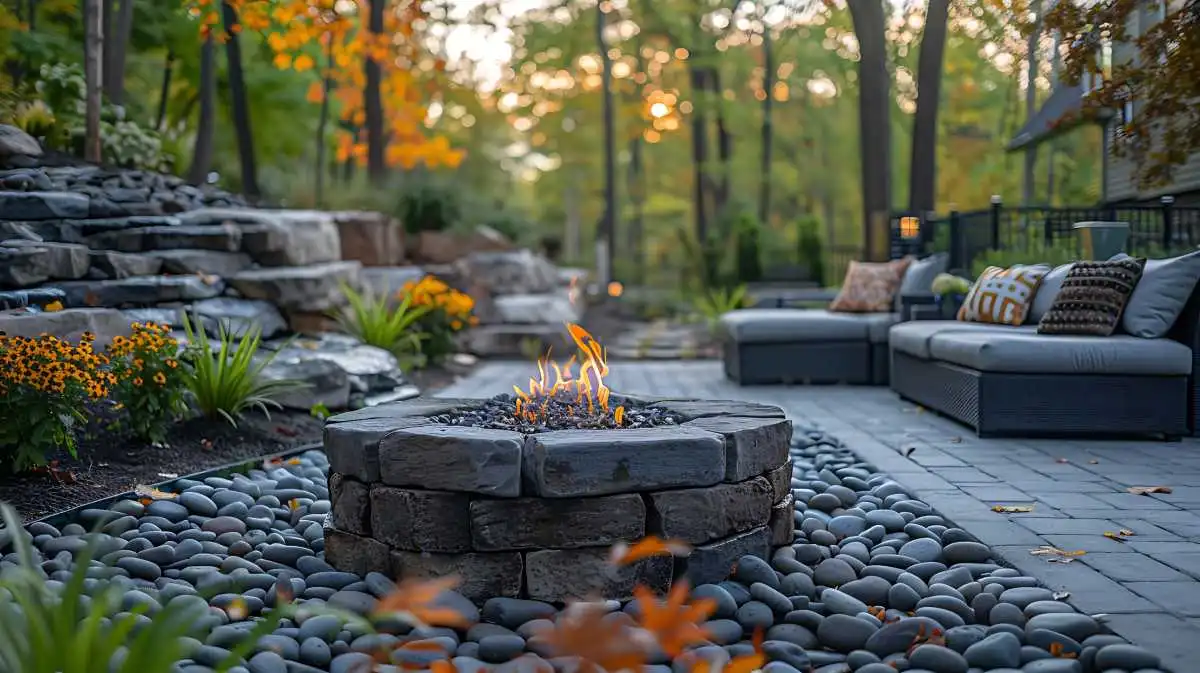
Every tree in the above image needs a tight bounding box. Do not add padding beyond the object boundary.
[847,0,890,260]
[102,0,134,105]
[221,0,261,199]
[83,0,103,163]
[1046,0,1200,187]
[596,0,617,284]
[364,0,385,182]
[1022,0,1042,207]
[187,34,216,185]
[908,0,950,216]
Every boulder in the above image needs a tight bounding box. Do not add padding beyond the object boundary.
[236,210,341,266]
[454,249,559,296]
[0,247,51,287]
[229,261,361,313]
[491,293,580,325]
[411,226,511,265]
[84,224,242,253]
[0,191,89,220]
[461,324,573,358]
[260,357,350,410]
[88,250,163,279]
[0,125,42,161]
[0,307,132,348]
[0,168,53,191]
[0,240,90,284]
[191,297,288,339]
[142,249,253,277]
[333,211,404,267]
[0,287,66,310]
[53,275,224,308]
[122,306,216,334]
[267,333,409,394]
[0,221,42,242]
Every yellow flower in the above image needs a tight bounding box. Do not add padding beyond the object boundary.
[153,371,167,386]
[132,377,143,387]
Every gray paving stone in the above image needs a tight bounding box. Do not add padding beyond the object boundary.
[1090,492,1180,509]
[1078,552,1189,582]
[1101,612,1200,673]
[1015,517,1122,535]
[1123,581,1200,616]
[1147,552,1200,579]
[1038,534,1139,554]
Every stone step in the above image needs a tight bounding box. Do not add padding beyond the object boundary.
[0,307,132,348]
[23,215,183,242]
[84,223,242,253]
[51,274,225,308]
[0,239,90,287]
[229,261,361,313]
[88,250,163,279]
[142,249,253,277]
[122,297,288,339]
[0,190,89,220]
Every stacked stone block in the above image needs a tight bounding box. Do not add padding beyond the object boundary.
[322,397,794,603]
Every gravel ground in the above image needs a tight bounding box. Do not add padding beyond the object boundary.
[0,427,1171,673]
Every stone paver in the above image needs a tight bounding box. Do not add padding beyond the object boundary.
[438,359,1200,667]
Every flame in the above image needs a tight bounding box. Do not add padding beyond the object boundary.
[513,322,625,425]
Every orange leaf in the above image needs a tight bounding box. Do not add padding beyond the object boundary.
[273,53,292,69]
[306,81,324,103]
[725,628,766,673]
[534,602,647,672]
[609,536,692,566]
[294,53,315,71]
[634,581,716,656]
[374,576,471,628]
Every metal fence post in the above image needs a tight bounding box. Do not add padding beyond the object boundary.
[990,195,1002,249]
[1161,195,1175,252]
[948,210,964,273]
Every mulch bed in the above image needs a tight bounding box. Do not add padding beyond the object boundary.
[2,362,474,522]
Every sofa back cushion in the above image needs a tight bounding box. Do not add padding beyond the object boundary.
[1026,262,1074,324]
[1036,257,1146,336]
[957,264,1050,326]
[1112,250,1200,338]
[829,258,913,313]
[894,252,949,312]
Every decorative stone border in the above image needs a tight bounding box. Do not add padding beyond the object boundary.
[322,396,794,603]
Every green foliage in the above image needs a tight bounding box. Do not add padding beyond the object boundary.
[332,283,430,363]
[971,238,1081,277]
[731,211,764,284]
[105,322,190,445]
[399,180,462,235]
[931,272,972,298]
[0,332,110,472]
[690,284,748,333]
[483,209,529,244]
[310,401,331,420]
[179,314,306,426]
[796,216,826,285]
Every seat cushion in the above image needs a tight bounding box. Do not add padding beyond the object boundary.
[721,308,898,344]
[927,331,1192,375]
[889,320,1036,359]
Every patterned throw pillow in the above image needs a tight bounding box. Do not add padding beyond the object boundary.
[957,265,1049,326]
[828,258,913,313]
[1037,258,1146,336]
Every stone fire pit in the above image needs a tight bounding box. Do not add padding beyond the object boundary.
[321,396,794,603]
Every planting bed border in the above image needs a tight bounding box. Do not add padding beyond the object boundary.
[321,396,797,603]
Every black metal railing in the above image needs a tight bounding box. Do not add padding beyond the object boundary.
[904,197,1200,275]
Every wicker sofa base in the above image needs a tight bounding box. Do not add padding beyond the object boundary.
[724,340,888,386]
[890,351,1190,439]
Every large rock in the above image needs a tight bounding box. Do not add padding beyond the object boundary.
[0,287,66,310]
[236,210,341,266]
[368,486,471,553]
[54,275,224,308]
[461,324,574,358]
[0,307,132,348]
[121,306,216,334]
[88,250,164,279]
[647,477,774,544]
[0,247,51,287]
[0,221,42,241]
[25,215,182,243]
[389,550,523,602]
[470,493,646,551]
[0,191,89,220]
[0,125,42,160]
[412,226,511,265]
[378,425,524,497]
[191,297,287,339]
[268,333,407,393]
[143,249,253,277]
[684,527,772,586]
[333,211,404,267]
[681,416,793,483]
[84,224,242,253]
[522,427,727,497]
[260,357,350,410]
[229,261,361,313]
[453,249,559,296]
[2,240,90,280]
[491,293,580,325]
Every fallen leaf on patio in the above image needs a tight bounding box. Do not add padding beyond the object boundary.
[1119,528,1135,536]
[900,446,916,458]
[1103,531,1129,543]
[1127,486,1172,495]
[992,505,1035,513]
[1088,459,1099,464]
[948,437,962,444]
[1030,545,1086,558]
[1047,557,1076,564]
[1055,458,1070,464]
[201,438,213,449]
[1052,591,1070,600]
[134,484,177,500]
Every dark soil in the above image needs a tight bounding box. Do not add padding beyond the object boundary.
[1,409,326,522]
[1,362,473,522]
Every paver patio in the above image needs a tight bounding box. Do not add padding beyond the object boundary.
[439,359,1200,671]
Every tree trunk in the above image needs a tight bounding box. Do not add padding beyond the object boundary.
[364,0,386,183]
[1022,0,1043,207]
[105,0,134,105]
[83,0,103,163]
[221,1,260,199]
[1047,30,1061,205]
[907,0,950,216]
[156,50,174,131]
[711,67,733,223]
[188,36,215,185]
[688,65,711,245]
[848,0,891,261]
[100,0,113,99]
[628,136,645,285]
[759,21,774,228]
[315,37,334,207]
[596,0,617,284]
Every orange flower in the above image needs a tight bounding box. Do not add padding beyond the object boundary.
[373,576,471,628]
[634,581,716,656]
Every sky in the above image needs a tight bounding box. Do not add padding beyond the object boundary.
[440,0,548,89]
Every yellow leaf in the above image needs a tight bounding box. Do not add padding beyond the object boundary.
[306,81,324,104]
[294,54,315,72]
[1030,545,1086,558]
[133,484,177,500]
[43,300,63,312]
[992,504,1034,513]
[1103,531,1129,543]
[273,53,292,69]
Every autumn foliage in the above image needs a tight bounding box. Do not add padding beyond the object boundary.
[184,0,463,171]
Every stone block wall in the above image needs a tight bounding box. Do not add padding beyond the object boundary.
[322,397,795,603]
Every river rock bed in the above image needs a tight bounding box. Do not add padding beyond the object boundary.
[0,428,1169,673]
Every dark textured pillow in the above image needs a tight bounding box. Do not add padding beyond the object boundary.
[1036,258,1146,336]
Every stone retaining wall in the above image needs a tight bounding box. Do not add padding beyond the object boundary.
[321,397,795,603]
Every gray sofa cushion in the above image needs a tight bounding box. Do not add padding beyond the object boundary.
[721,308,898,344]
[889,320,1036,359]
[896,253,950,311]
[1112,250,1200,338]
[1027,263,1074,324]
[927,330,1192,375]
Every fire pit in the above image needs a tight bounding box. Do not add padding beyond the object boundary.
[321,325,794,603]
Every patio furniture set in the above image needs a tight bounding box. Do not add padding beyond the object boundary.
[719,249,1200,440]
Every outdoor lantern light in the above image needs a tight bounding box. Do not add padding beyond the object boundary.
[899,216,921,239]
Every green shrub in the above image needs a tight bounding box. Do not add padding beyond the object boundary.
[732,212,764,284]
[179,314,306,426]
[970,238,1081,277]
[332,282,430,363]
[691,284,748,333]
[796,216,826,285]
[399,181,461,235]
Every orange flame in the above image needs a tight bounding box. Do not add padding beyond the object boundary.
[513,323,625,425]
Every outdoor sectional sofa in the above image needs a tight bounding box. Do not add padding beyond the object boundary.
[719,253,948,386]
[889,255,1200,440]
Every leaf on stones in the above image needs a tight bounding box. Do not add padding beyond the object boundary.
[609,536,692,566]
[197,272,220,285]
[536,602,647,672]
[636,581,716,656]
[992,505,1034,513]
[43,300,63,312]
[374,576,471,628]
[1052,591,1070,600]
[1127,486,1172,495]
[1048,642,1078,659]
[722,628,765,673]
[133,484,177,500]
